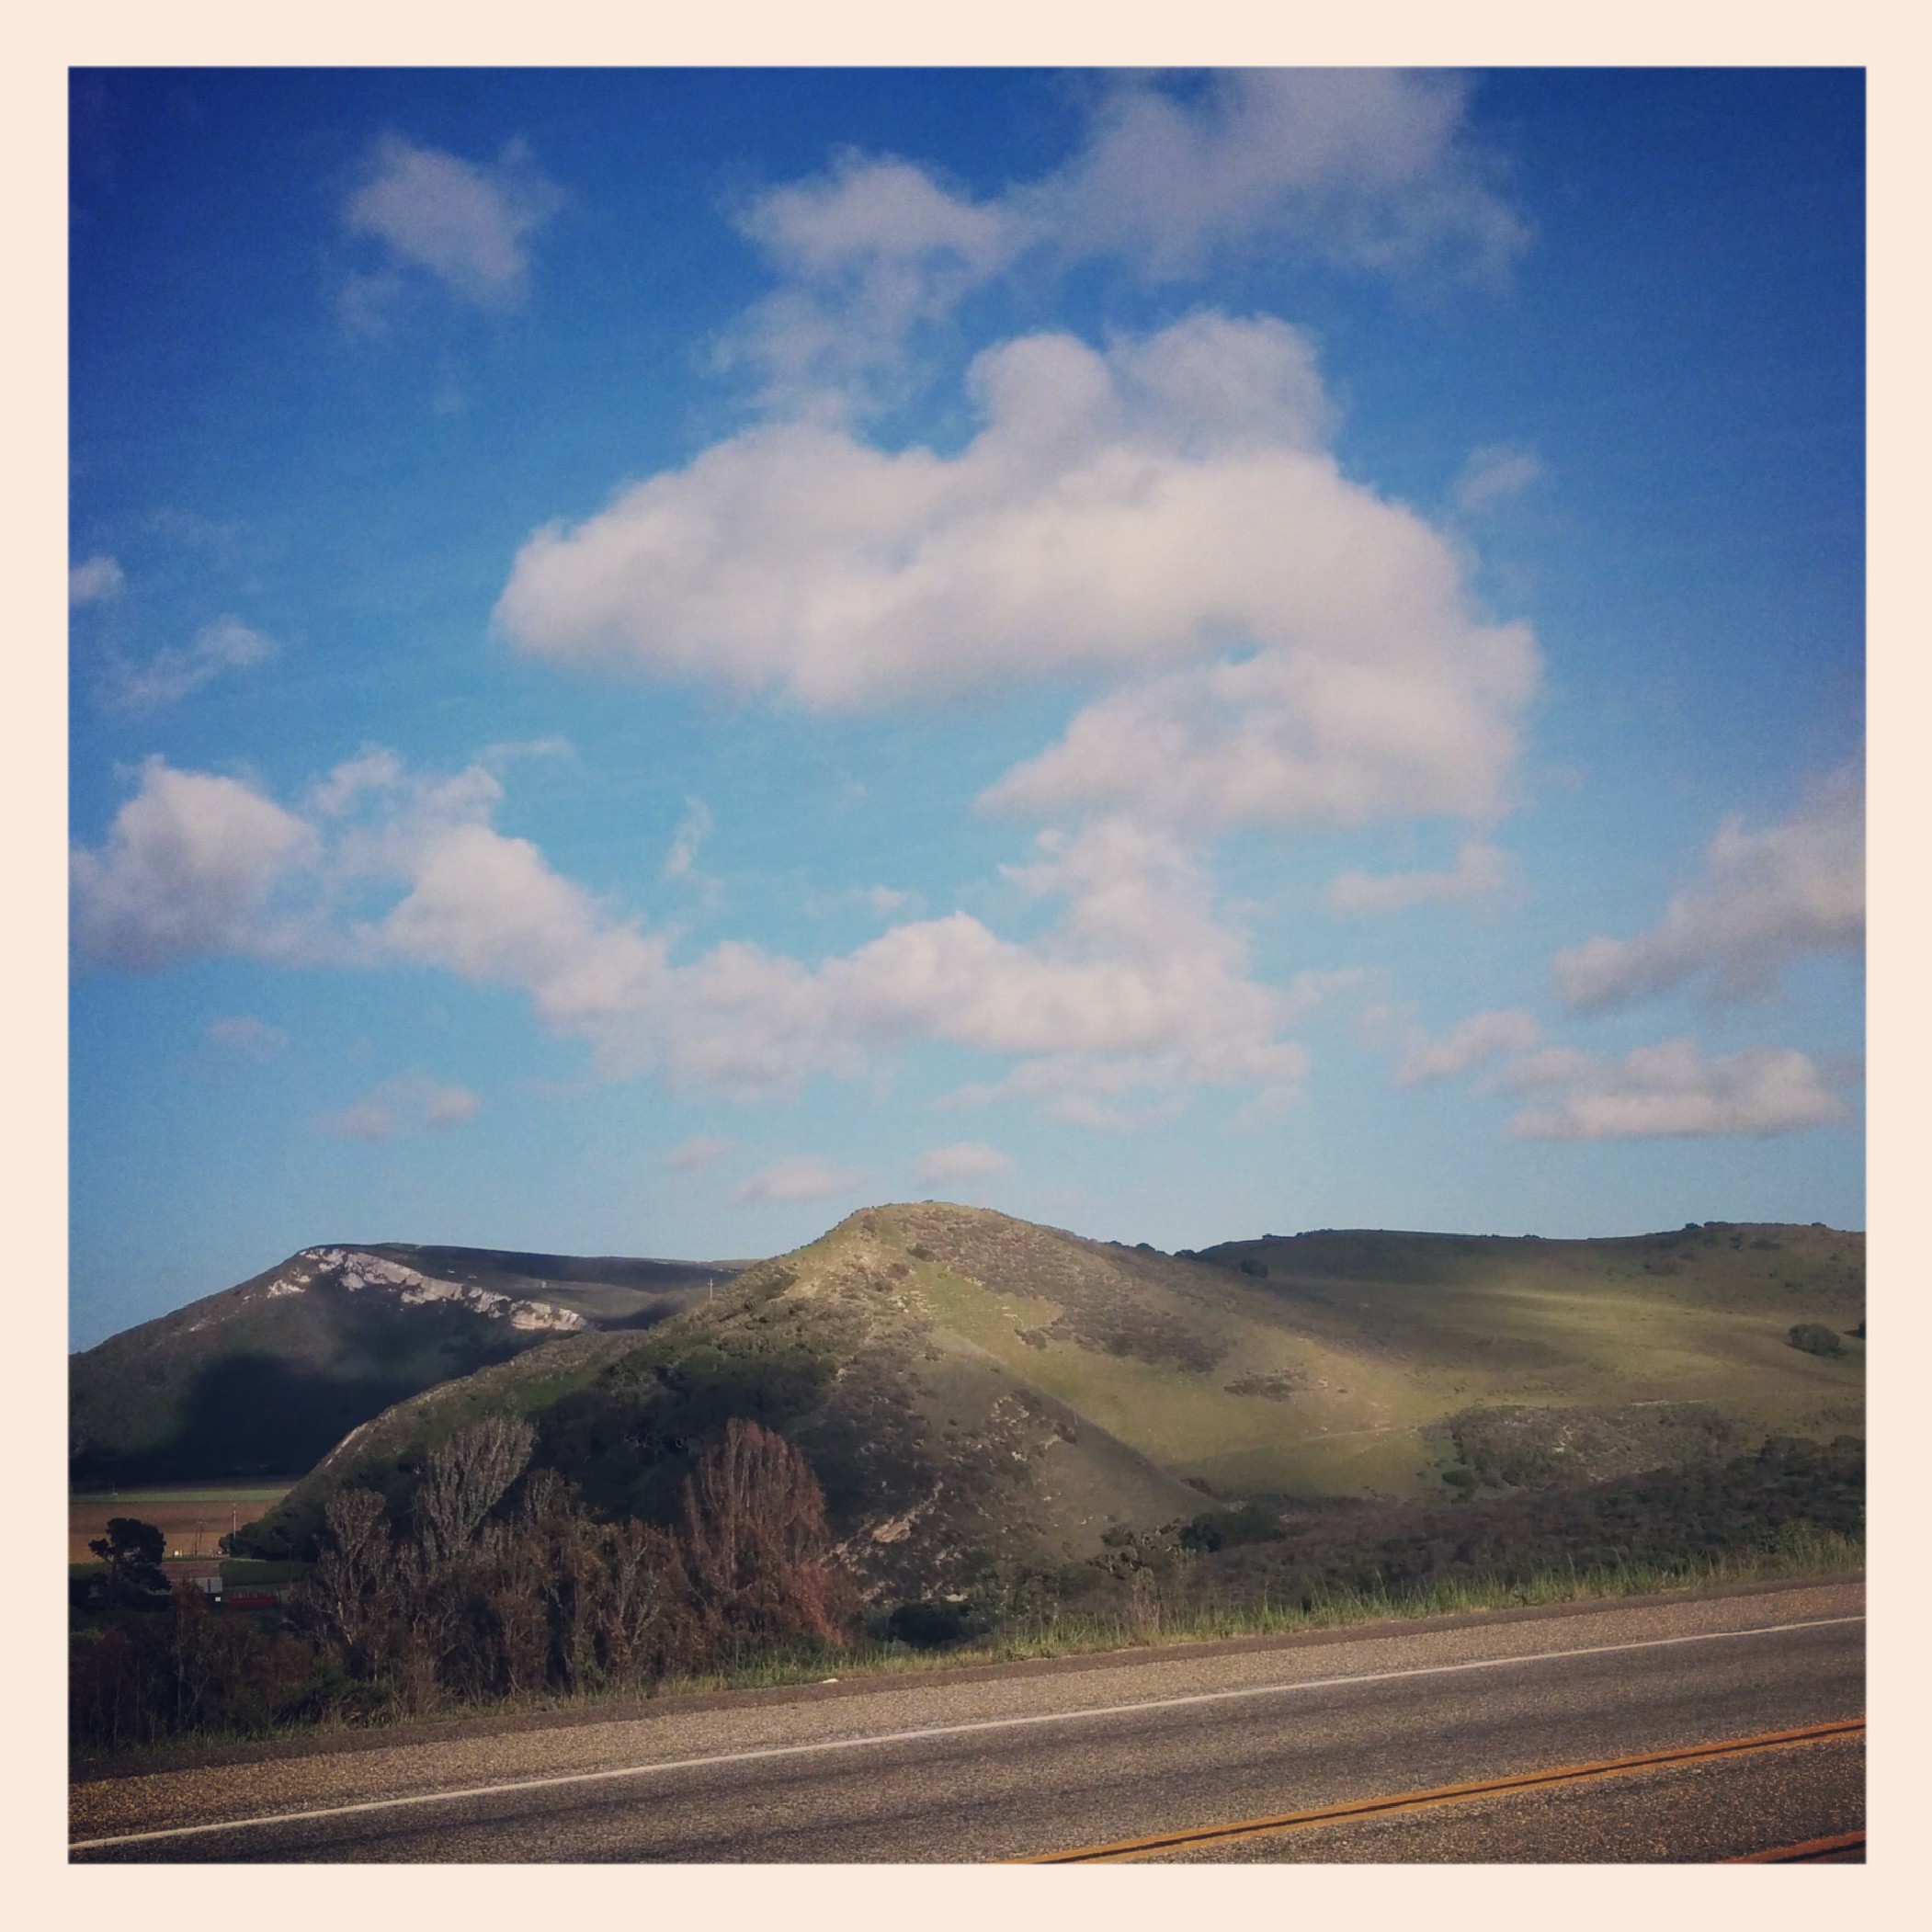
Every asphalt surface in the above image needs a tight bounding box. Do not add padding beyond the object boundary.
[70,1577,1864,1863]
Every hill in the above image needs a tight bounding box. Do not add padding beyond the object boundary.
[70,1243,746,1487]
[236,1206,1863,1600]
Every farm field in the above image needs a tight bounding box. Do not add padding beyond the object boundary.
[69,1484,292,1565]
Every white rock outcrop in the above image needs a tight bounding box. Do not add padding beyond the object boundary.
[259,1248,587,1333]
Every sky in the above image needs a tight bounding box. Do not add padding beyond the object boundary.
[67,67,1865,1347]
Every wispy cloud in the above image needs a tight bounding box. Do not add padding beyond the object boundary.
[205,1015,288,1061]
[665,1134,733,1172]
[317,1074,480,1142]
[1453,445,1543,514]
[342,133,563,318]
[731,1155,872,1207]
[107,616,276,711]
[1327,842,1512,915]
[664,797,713,881]
[914,1141,1016,1185]
[1502,1039,1847,1141]
[1393,1008,1541,1087]
[1553,767,1863,1010]
[70,555,124,606]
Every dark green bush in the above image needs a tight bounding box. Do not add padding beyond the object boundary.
[1788,1323,1846,1358]
[886,1599,973,1648]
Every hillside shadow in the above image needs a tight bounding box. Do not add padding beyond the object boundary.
[71,1351,480,1488]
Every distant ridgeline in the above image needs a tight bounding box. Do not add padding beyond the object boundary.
[69,1243,746,1488]
[229,1208,1864,1603]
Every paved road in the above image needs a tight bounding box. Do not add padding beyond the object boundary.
[71,1578,1863,1863]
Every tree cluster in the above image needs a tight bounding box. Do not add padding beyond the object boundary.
[71,1416,857,1753]
[292,1414,857,1713]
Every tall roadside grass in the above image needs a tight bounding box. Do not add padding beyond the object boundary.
[645,1522,1864,1698]
[71,1526,1862,1765]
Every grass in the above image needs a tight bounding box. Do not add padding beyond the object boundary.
[72,1527,1862,1768]
[667,1524,1863,1693]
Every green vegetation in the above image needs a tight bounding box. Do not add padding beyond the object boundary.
[1789,1322,1847,1358]
[71,1415,852,1754]
[86,1517,167,1598]
[237,1207,1864,1602]
[73,1206,1866,1764]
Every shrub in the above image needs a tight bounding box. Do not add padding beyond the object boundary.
[886,1599,973,1649]
[1788,1323,1846,1358]
[1239,1257,1269,1278]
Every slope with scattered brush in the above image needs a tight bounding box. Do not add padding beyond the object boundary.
[70,1244,744,1488]
[236,1205,1862,1601]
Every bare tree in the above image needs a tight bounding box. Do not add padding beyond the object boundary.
[682,1419,856,1646]
[290,1486,396,1678]
[412,1416,537,1571]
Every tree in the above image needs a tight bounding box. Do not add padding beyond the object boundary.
[88,1517,168,1597]
[292,1488,397,1678]
[411,1415,536,1570]
[682,1419,856,1646]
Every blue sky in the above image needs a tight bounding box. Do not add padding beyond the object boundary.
[68,68,1865,1347]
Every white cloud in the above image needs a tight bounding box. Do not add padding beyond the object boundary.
[1026,69,1527,285]
[77,753,1316,1127]
[1327,841,1512,915]
[499,314,1535,836]
[664,797,713,881]
[914,1141,1016,1185]
[1393,1008,1541,1087]
[665,1134,733,1172]
[318,1074,480,1142]
[1502,1039,1848,1141]
[70,555,124,605]
[71,759,319,971]
[1453,445,1543,513]
[731,1155,872,1207]
[725,72,1526,413]
[728,153,1017,413]
[1552,768,1863,1011]
[343,133,562,313]
[108,616,276,711]
[308,748,408,817]
[205,1015,288,1061]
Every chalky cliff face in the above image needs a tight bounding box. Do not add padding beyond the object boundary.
[267,1249,587,1333]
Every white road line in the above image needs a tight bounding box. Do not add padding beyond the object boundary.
[70,1612,1865,1854]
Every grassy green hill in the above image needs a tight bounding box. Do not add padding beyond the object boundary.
[70,1243,745,1487]
[237,1206,1862,1599]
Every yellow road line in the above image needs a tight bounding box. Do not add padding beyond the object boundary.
[1017,1717,1866,1862]
[1727,1830,1866,1863]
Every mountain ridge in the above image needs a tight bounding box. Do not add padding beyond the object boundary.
[232,1204,1864,1602]
[69,1240,747,1487]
